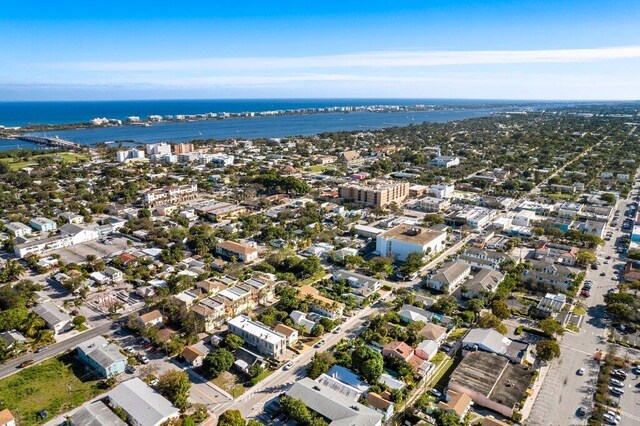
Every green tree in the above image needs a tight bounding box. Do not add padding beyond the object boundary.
[478,313,507,334]
[182,417,196,426]
[311,323,325,337]
[399,252,425,275]
[491,300,511,320]
[202,348,234,379]
[280,396,312,424]
[576,250,597,266]
[224,334,244,351]
[539,318,565,337]
[536,339,561,361]
[352,346,384,383]
[157,370,191,409]
[367,257,394,278]
[307,351,335,379]
[218,410,246,426]
[72,315,86,330]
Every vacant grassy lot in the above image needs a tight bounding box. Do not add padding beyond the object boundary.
[0,353,106,425]
[0,152,89,171]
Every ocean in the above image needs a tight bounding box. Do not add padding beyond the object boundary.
[0,98,554,151]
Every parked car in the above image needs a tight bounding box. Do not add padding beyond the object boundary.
[606,411,622,422]
[430,389,442,398]
[609,386,624,396]
[35,347,47,353]
[332,326,342,334]
[603,413,619,425]
[580,290,590,298]
[283,361,295,371]
[139,355,149,364]
[612,369,627,379]
[600,272,606,276]
[577,406,588,416]
[610,378,624,388]
[577,368,585,376]
[314,340,325,348]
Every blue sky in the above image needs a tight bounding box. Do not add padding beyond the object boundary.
[1,0,639,100]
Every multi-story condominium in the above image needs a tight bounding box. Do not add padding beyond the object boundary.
[145,142,172,156]
[338,180,409,208]
[296,285,344,320]
[173,143,194,154]
[116,149,146,163]
[227,315,287,358]
[143,184,198,207]
[191,297,226,333]
[376,224,447,261]
[215,240,258,263]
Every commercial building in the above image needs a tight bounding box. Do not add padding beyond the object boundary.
[76,336,127,378]
[227,315,287,358]
[461,328,530,364]
[215,240,258,263]
[29,217,57,232]
[429,184,455,198]
[143,184,198,207]
[5,222,32,238]
[447,352,534,418]
[286,378,383,426]
[376,224,446,261]
[417,196,450,212]
[107,378,180,426]
[429,155,460,168]
[173,143,194,154]
[338,180,409,208]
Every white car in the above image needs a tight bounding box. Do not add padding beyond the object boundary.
[609,386,624,396]
[577,368,585,376]
[610,378,624,388]
[332,326,342,334]
[283,361,295,371]
[603,413,619,425]
[606,411,622,422]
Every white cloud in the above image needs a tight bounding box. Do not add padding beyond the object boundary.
[46,46,640,72]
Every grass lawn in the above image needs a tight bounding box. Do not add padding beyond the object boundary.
[0,152,89,171]
[572,307,587,316]
[305,164,336,173]
[210,371,247,397]
[446,327,468,342]
[426,354,456,389]
[0,352,106,426]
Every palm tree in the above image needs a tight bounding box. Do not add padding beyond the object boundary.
[23,313,45,338]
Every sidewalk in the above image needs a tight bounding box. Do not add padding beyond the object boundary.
[520,361,552,422]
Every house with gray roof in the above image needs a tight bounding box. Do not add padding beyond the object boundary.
[107,378,179,426]
[462,269,505,299]
[426,261,471,293]
[70,401,126,426]
[77,336,126,378]
[286,377,383,426]
[32,302,72,334]
[398,304,434,324]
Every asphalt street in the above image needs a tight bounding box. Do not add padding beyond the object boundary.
[528,194,640,426]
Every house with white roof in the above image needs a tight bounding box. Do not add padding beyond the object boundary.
[227,315,287,358]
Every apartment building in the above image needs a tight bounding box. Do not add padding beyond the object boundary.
[417,196,450,212]
[5,222,32,238]
[143,184,198,207]
[215,240,258,262]
[227,315,287,358]
[338,180,409,208]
